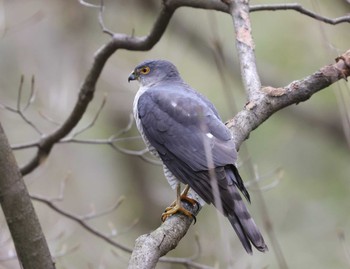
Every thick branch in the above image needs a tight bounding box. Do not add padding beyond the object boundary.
[128,201,200,269]
[229,0,262,99]
[228,50,350,147]
[0,123,55,269]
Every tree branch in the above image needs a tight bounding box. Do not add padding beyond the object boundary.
[228,50,350,148]
[0,123,55,269]
[229,0,262,99]
[128,201,201,269]
[250,3,350,25]
[30,194,133,254]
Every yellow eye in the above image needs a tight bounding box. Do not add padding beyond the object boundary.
[140,66,150,75]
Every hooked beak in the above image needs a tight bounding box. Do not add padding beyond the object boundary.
[128,71,137,82]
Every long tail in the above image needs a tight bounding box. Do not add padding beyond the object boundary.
[225,166,268,254]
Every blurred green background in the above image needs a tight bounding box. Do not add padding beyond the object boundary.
[0,0,350,268]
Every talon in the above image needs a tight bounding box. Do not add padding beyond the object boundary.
[161,203,196,223]
[161,184,197,223]
[180,194,198,207]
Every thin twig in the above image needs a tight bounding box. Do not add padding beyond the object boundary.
[49,172,71,202]
[98,0,114,36]
[252,165,288,269]
[16,75,24,111]
[23,75,36,112]
[16,75,42,134]
[81,196,125,221]
[245,167,284,190]
[11,140,39,150]
[78,0,99,8]
[38,110,62,126]
[30,194,133,253]
[1,76,42,135]
[337,229,350,266]
[73,94,107,137]
[159,256,214,269]
[54,244,80,258]
[250,3,350,25]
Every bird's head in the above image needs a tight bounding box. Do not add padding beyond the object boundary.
[128,60,181,87]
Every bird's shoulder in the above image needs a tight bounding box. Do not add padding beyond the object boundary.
[137,82,220,122]
[137,82,232,143]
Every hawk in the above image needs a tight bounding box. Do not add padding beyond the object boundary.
[128,60,267,254]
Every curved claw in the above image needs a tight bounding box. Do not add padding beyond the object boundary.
[161,203,197,224]
[161,184,198,224]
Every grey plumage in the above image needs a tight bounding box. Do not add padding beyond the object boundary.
[129,60,267,254]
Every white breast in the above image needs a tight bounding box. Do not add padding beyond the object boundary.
[133,86,159,158]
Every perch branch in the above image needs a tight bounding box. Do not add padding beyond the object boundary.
[228,50,350,148]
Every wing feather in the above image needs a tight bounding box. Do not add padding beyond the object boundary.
[137,84,267,253]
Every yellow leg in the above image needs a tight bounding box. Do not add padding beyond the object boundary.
[180,185,197,205]
[161,184,198,223]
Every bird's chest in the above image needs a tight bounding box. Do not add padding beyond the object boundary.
[133,87,180,190]
[133,87,159,159]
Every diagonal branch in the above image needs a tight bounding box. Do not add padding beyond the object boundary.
[31,194,132,253]
[228,50,350,148]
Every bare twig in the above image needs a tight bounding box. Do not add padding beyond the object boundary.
[49,172,71,202]
[23,75,36,112]
[245,167,284,191]
[30,194,133,253]
[38,110,62,126]
[81,196,125,221]
[159,256,214,269]
[78,0,99,8]
[98,0,114,36]
[11,140,39,150]
[252,165,288,269]
[1,76,41,135]
[250,3,350,25]
[54,244,80,258]
[72,94,107,137]
[337,229,350,266]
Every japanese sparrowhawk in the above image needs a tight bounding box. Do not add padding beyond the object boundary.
[128,60,267,254]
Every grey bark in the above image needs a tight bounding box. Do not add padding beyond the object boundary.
[0,123,55,269]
